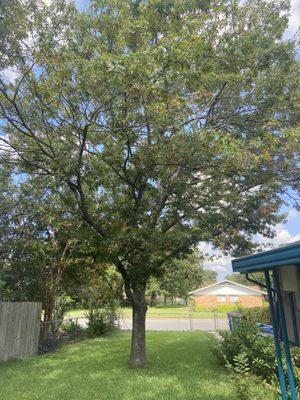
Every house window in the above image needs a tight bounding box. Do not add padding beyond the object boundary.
[217,295,226,303]
[230,296,239,303]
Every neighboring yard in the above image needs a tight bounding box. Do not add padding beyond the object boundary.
[66,306,228,319]
[0,331,268,400]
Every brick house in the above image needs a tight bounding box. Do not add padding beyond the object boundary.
[188,280,267,308]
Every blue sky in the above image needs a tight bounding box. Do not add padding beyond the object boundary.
[74,0,89,10]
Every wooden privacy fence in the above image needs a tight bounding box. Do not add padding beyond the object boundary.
[0,302,41,361]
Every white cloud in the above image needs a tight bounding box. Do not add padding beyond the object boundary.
[256,208,300,248]
[1,67,19,83]
[256,224,300,249]
[198,242,232,275]
[286,0,300,38]
[198,208,300,280]
[287,208,300,220]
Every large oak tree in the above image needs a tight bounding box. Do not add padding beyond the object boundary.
[0,0,299,367]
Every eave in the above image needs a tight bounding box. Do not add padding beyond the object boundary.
[232,241,300,274]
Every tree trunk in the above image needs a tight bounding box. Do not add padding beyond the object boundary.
[41,293,55,343]
[150,291,157,307]
[130,285,147,368]
[164,293,167,306]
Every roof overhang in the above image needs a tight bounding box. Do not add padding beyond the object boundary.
[188,279,266,296]
[232,241,300,274]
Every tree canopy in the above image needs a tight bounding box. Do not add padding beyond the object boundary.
[225,272,265,287]
[159,251,216,302]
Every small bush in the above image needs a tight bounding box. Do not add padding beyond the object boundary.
[234,375,277,400]
[213,319,277,381]
[62,321,87,340]
[85,303,117,337]
[38,334,63,355]
[194,304,239,312]
[238,306,271,325]
[291,347,300,389]
[213,318,300,399]
[291,347,300,368]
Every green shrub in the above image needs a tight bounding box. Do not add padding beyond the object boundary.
[62,321,87,340]
[194,304,271,316]
[213,319,277,381]
[291,347,300,389]
[238,306,271,325]
[194,304,239,312]
[234,375,278,400]
[213,319,300,398]
[38,335,62,355]
[85,302,117,337]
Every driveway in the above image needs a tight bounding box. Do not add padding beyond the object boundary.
[77,317,228,331]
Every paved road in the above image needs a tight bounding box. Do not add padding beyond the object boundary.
[119,317,228,331]
[76,317,228,331]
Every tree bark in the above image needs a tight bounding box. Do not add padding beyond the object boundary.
[130,284,147,368]
[150,291,157,307]
[41,293,55,342]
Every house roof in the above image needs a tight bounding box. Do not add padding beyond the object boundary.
[188,279,267,296]
[232,241,300,274]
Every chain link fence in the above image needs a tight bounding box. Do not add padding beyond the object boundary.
[117,310,229,331]
[39,311,229,348]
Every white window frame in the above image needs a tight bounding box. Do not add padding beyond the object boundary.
[217,295,227,303]
[229,295,239,303]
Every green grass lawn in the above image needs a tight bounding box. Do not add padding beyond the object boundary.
[0,331,257,400]
[66,306,227,319]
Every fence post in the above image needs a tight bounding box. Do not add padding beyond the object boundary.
[213,311,217,331]
[189,312,193,331]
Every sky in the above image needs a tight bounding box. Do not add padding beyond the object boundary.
[200,207,300,280]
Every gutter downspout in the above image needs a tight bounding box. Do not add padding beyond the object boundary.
[264,270,288,400]
[245,273,273,292]
[273,268,298,400]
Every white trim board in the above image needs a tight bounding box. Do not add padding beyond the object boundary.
[188,280,267,297]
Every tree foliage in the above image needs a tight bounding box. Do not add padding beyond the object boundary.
[225,272,265,287]
[0,168,107,321]
[159,251,216,301]
[146,251,216,305]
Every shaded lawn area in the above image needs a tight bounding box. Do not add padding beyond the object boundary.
[67,306,227,319]
[0,331,247,400]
